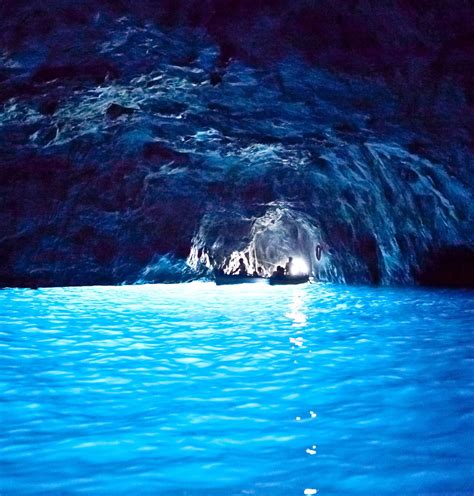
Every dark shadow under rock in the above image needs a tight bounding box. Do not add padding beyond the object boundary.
[143,142,189,164]
[417,246,474,288]
[106,103,136,119]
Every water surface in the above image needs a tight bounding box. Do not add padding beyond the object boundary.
[1,283,473,495]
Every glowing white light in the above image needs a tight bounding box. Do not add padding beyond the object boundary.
[290,336,304,347]
[286,291,308,325]
[289,257,309,275]
[304,489,318,495]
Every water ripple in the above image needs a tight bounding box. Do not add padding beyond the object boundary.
[0,283,473,495]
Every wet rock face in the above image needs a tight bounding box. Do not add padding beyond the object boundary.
[0,4,473,287]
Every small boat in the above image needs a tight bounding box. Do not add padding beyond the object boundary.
[269,274,310,285]
[214,273,267,285]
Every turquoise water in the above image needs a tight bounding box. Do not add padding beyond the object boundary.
[0,283,473,495]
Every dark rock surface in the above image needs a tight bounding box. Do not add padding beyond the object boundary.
[416,246,474,289]
[0,2,473,287]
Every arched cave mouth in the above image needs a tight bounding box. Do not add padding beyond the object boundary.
[188,207,327,277]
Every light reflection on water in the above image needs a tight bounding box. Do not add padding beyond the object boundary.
[0,282,473,495]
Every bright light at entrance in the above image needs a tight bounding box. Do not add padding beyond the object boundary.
[290,257,309,275]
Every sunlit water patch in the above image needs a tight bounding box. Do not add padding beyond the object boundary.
[0,283,473,495]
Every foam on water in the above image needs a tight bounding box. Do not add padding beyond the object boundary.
[0,283,473,495]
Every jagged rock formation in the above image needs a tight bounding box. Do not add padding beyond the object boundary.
[0,2,473,287]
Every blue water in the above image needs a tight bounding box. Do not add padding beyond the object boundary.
[0,283,473,495]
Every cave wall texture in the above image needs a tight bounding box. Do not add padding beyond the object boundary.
[0,0,473,287]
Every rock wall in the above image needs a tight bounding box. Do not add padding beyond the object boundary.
[0,3,473,287]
